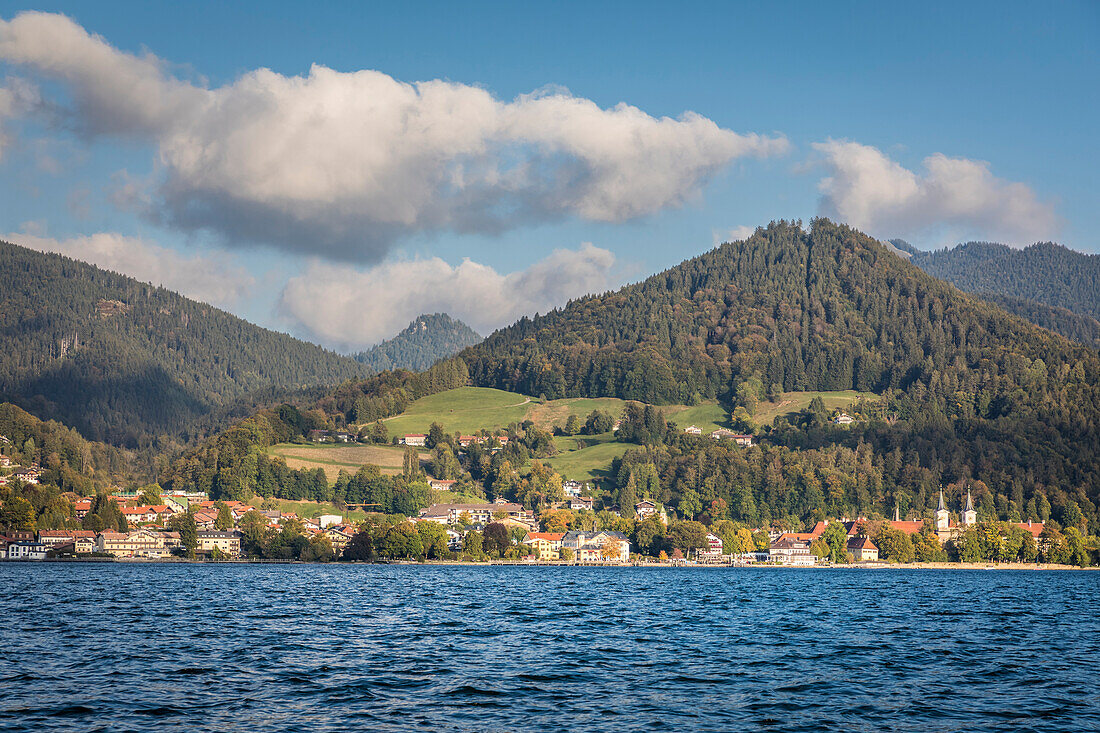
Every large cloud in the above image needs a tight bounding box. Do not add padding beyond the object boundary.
[0,11,788,260]
[5,230,254,307]
[280,243,617,350]
[813,140,1057,246]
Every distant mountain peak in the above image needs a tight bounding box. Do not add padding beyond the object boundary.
[355,313,482,373]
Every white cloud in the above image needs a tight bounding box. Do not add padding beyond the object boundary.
[5,230,254,307]
[712,225,756,245]
[0,11,789,260]
[813,140,1058,246]
[0,75,36,160]
[279,243,617,350]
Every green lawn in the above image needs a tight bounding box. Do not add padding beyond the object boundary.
[245,497,370,522]
[379,387,536,436]
[545,435,631,485]
[662,401,730,432]
[265,442,424,484]
[753,390,879,425]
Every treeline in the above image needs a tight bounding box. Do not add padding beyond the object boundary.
[973,293,1100,349]
[354,314,482,373]
[0,240,366,448]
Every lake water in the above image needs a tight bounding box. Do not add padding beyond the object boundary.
[1,564,1098,732]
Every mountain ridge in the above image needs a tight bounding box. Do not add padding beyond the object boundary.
[354,313,482,373]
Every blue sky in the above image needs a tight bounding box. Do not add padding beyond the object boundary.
[0,1,1096,350]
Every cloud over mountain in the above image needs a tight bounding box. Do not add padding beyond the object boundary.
[813,139,1057,246]
[279,243,617,350]
[0,11,788,261]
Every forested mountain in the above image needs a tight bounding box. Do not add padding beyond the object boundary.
[909,241,1100,321]
[974,294,1100,350]
[0,241,367,447]
[355,314,481,372]
[457,220,1100,528]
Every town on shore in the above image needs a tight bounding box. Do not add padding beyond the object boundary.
[1,424,1096,567]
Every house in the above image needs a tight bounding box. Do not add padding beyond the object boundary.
[522,532,565,561]
[37,530,78,547]
[10,467,41,485]
[635,500,658,519]
[419,502,528,525]
[72,499,93,518]
[318,514,343,529]
[196,530,242,557]
[334,431,355,443]
[710,429,753,446]
[308,429,331,442]
[193,511,218,530]
[0,455,12,468]
[324,525,355,551]
[429,479,457,492]
[446,529,463,551]
[401,434,427,447]
[458,435,486,448]
[96,530,169,558]
[847,536,879,561]
[569,496,594,512]
[121,506,157,524]
[562,480,586,498]
[833,412,854,425]
[6,541,48,560]
[697,532,725,562]
[683,425,703,436]
[148,505,175,522]
[561,531,630,563]
[769,534,816,565]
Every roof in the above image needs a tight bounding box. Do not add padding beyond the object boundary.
[847,536,878,550]
[525,532,565,542]
[196,531,242,539]
[422,502,523,514]
[1015,521,1045,538]
[404,433,426,438]
[887,521,926,535]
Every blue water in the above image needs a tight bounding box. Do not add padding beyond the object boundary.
[1,565,1097,732]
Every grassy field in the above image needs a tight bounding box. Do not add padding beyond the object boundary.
[244,497,370,522]
[662,401,729,432]
[753,390,878,425]
[546,433,631,484]
[380,387,536,436]
[266,443,426,484]
[524,396,631,431]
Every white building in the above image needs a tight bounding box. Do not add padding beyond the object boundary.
[6,541,48,560]
[318,514,343,529]
[769,534,816,565]
[401,434,427,447]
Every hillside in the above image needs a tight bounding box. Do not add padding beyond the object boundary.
[458,219,1100,526]
[909,241,1100,322]
[0,240,367,446]
[164,220,1100,533]
[354,313,482,372]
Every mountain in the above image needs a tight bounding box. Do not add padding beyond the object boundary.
[0,240,367,447]
[974,294,1100,350]
[354,314,482,372]
[457,219,1099,522]
[908,241,1100,321]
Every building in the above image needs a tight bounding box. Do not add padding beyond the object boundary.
[401,434,427,447]
[635,500,658,519]
[196,531,242,557]
[697,532,725,562]
[428,479,457,492]
[318,514,343,529]
[847,536,879,561]
[562,480,586,498]
[561,531,630,563]
[458,435,487,448]
[683,425,703,436]
[769,534,816,565]
[833,412,855,425]
[419,502,528,525]
[522,532,565,560]
[709,429,753,446]
[6,541,48,559]
[96,530,173,558]
[324,525,355,552]
[569,496,594,512]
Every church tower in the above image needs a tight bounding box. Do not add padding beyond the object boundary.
[935,488,950,533]
[963,488,977,526]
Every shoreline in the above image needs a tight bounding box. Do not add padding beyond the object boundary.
[2,558,1094,570]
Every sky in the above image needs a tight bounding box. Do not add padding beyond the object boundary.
[0,1,1096,351]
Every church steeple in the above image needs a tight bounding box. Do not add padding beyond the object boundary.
[894,504,900,522]
[963,487,977,526]
[935,486,950,532]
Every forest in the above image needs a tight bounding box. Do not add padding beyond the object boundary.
[0,240,367,448]
[354,313,482,372]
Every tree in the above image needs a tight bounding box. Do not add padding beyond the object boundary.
[0,496,36,530]
[667,520,708,552]
[819,522,849,563]
[416,521,449,559]
[214,502,234,531]
[238,510,272,557]
[402,447,421,480]
[463,529,484,557]
[483,522,510,556]
[873,525,915,563]
[169,511,198,558]
[343,529,375,561]
[138,483,162,505]
[426,422,446,449]
[563,414,581,436]
[559,547,575,563]
[301,534,335,562]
